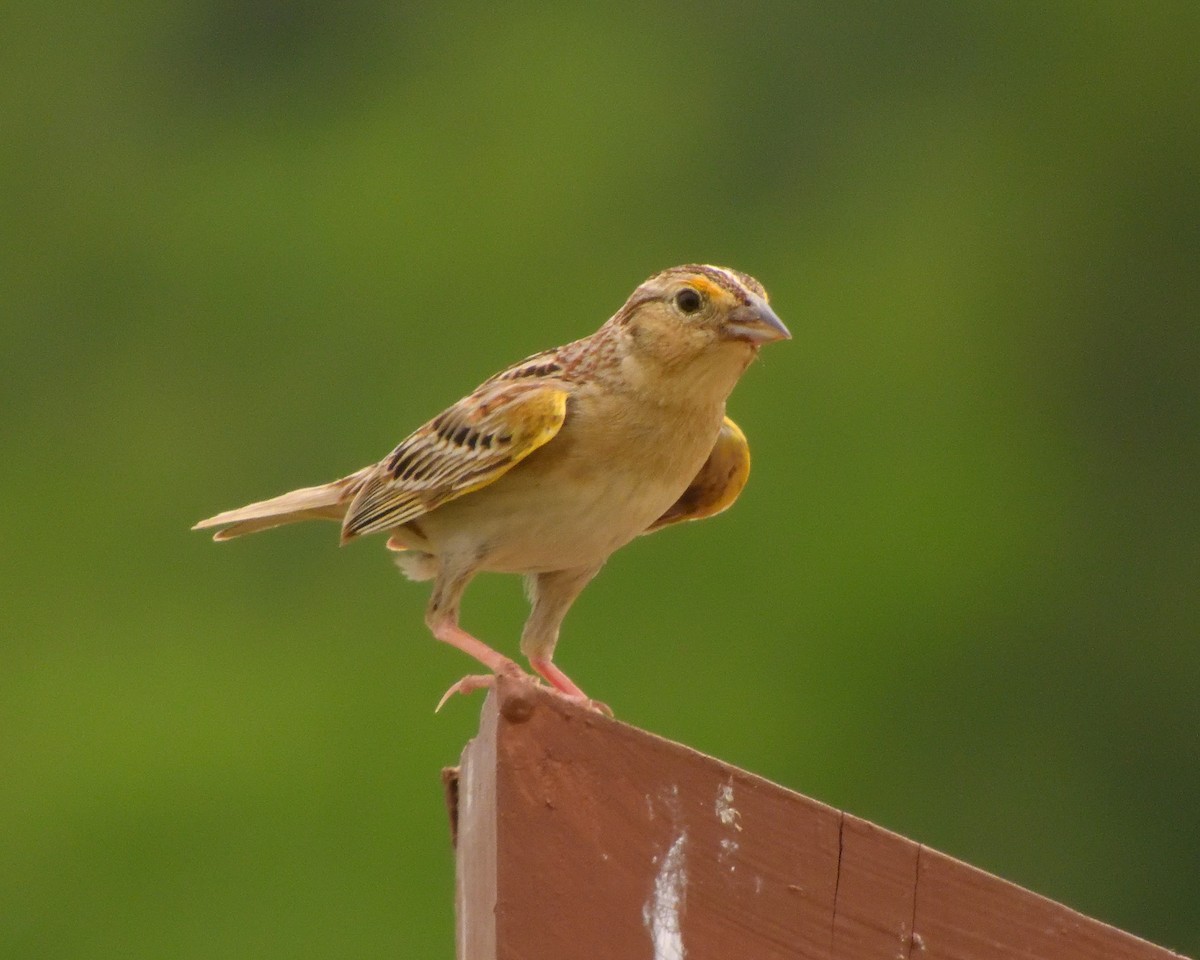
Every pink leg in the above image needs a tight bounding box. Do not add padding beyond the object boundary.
[521,565,602,702]
[528,657,588,700]
[429,619,516,674]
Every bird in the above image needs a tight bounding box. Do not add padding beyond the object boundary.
[193,264,790,708]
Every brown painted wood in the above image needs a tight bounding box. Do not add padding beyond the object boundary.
[448,678,1187,960]
[832,815,920,958]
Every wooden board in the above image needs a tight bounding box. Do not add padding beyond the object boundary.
[446,678,1187,960]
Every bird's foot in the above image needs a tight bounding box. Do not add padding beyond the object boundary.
[434,663,613,717]
[435,659,527,712]
[577,696,615,718]
[434,674,497,712]
[536,688,614,718]
[528,657,614,717]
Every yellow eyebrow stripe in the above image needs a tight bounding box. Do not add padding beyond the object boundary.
[687,275,725,300]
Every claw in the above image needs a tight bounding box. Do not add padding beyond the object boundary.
[435,673,498,712]
[435,659,529,712]
[582,698,615,718]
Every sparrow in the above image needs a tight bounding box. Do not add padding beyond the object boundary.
[194,264,790,707]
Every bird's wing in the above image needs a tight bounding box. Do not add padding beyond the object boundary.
[644,417,751,532]
[342,379,568,539]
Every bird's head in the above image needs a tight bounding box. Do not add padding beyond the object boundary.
[610,264,790,385]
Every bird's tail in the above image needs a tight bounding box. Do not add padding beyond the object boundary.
[192,466,374,541]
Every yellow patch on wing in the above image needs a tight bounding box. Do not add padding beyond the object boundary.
[341,380,568,540]
[644,417,751,532]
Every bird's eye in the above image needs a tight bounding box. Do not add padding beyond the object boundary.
[674,288,703,314]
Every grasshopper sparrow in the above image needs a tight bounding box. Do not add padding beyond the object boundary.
[194,265,789,707]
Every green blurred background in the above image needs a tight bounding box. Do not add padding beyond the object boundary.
[3,1,1197,956]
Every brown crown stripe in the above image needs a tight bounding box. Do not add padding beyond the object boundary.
[675,264,764,304]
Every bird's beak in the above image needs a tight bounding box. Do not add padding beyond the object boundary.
[724,297,791,344]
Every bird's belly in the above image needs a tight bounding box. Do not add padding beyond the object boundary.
[413,460,690,573]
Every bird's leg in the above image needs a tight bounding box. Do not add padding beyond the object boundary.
[427,557,527,711]
[521,563,604,702]
[428,618,517,675]
[527,656,588,699]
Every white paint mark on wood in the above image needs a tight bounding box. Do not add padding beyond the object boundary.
[643,831,688,960]
[715,780,742,830]
[719,836,739,871]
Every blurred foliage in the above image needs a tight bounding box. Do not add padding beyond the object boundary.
[2,0,1197,956]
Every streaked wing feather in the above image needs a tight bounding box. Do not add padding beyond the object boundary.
[644,417,751,532]
[342,380,568,539]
